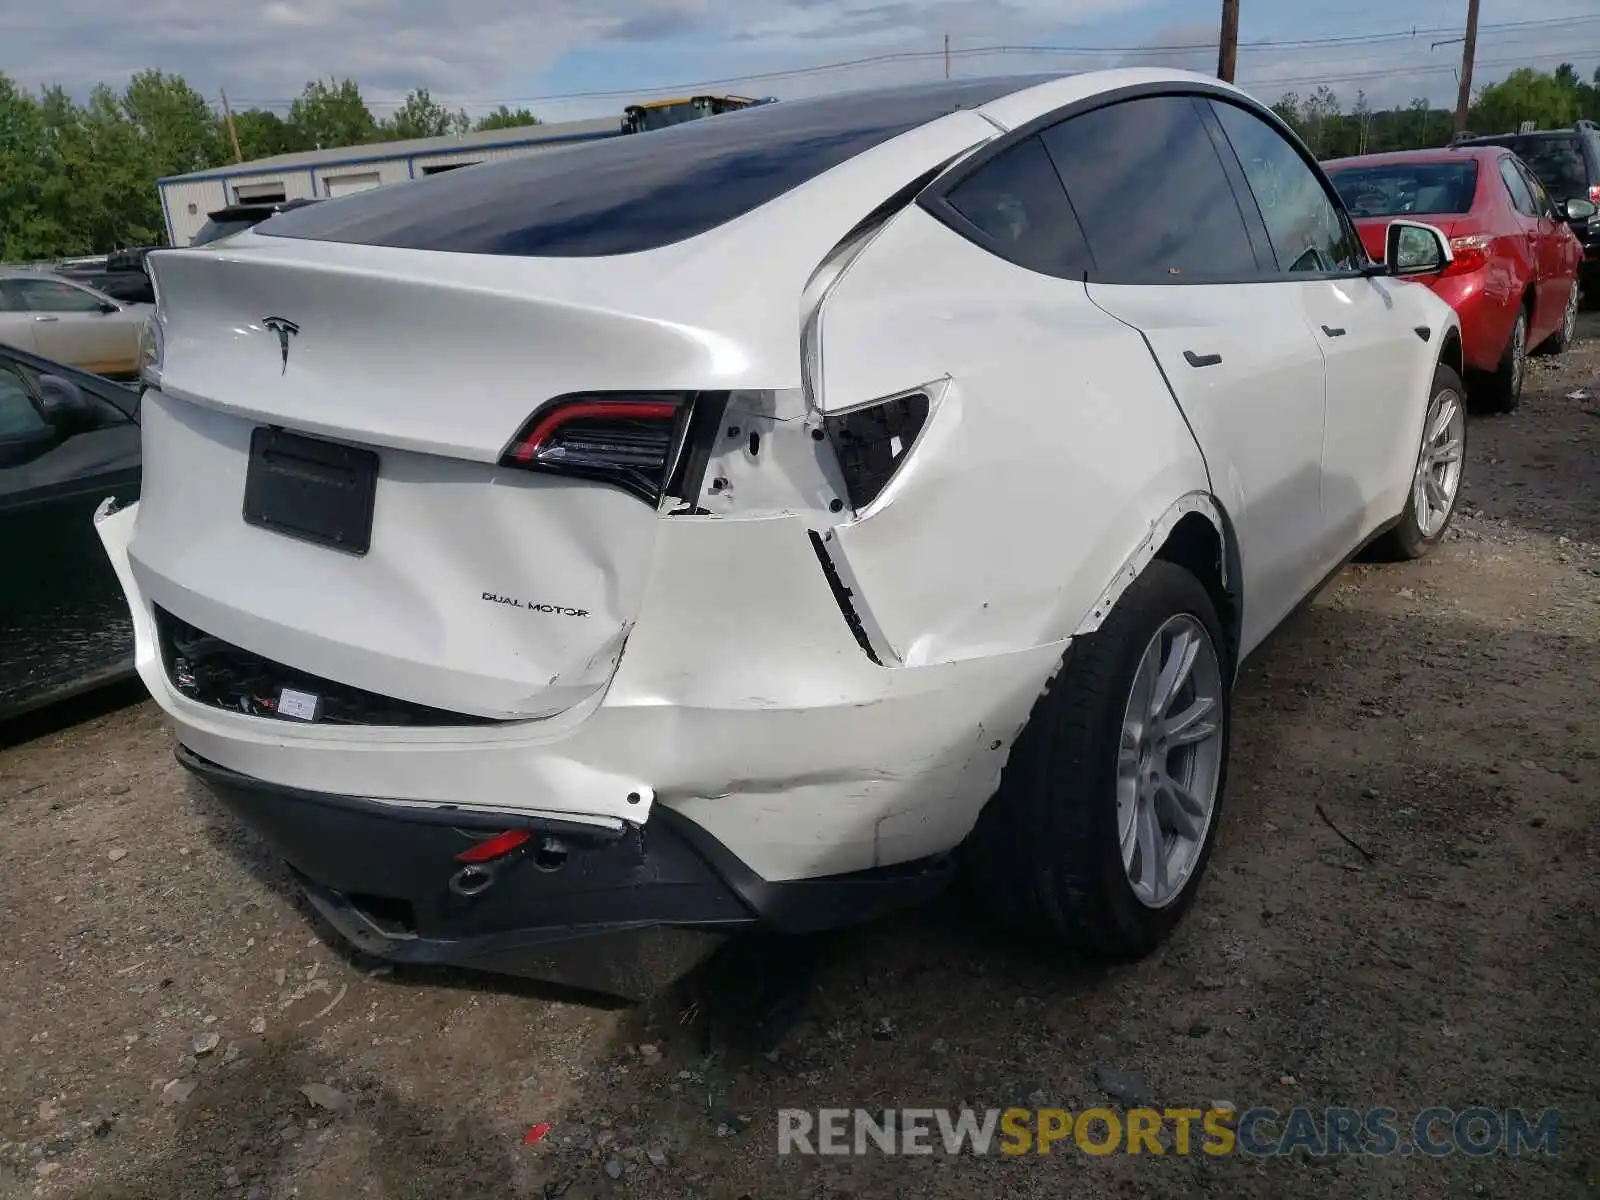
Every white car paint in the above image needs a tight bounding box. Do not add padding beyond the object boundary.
[97,68,1460,884]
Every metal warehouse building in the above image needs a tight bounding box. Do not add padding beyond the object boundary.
[156,117,621,246]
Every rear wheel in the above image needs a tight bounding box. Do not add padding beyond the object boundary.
[1534,282,1579,356]
[1473,308,1526,413]
[964,561,1229,961]
[1369,364,1467,561]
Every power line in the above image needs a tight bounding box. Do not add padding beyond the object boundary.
[225,15,1600,110]
[1244,47,1600,91]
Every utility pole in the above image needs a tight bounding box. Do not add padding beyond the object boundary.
[1217,0,1239,83]
[220,89,244,163]
[1453,0,1480,134]
[944,33,951,80]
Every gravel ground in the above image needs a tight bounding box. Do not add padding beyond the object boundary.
[3,317,1598,1200]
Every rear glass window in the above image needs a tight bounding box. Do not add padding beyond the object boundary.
[943,136,1093,278]
[261,77,1052,258]
[1471,136,1588,198]
[1327,162,1479,217]
[190,219,254,247]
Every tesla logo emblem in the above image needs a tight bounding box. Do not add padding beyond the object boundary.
[262,317,299,373]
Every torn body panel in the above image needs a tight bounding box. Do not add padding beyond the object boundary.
[1072,492,1229,638]
[813,204,1212,668]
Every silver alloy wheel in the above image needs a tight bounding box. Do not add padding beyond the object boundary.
[1562,284,1579,346]
[1510,313,1526,394]
[1412,385,1466,537]
[1115,615,1225,909]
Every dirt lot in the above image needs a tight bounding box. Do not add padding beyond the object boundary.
[3,318,1598,1200]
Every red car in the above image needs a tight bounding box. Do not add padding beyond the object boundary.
[1325,146,1586,413]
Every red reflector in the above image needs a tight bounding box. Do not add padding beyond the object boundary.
[455,829,534,863]
[509,400,680,463]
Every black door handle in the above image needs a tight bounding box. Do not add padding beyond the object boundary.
[1321,325,1346,337]
[1183,350,1223,368]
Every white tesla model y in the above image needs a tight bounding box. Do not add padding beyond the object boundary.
[98,69,1467,996]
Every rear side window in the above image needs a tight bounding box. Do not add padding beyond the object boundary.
[942,136,1092,278]
[261,77,1050,258]
[1513,160,1558,219]
[1040,95,1259,282]
[1499,158,1537,217]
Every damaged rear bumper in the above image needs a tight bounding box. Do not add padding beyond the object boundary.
[179,747,951,998]
[97,499,1069,882]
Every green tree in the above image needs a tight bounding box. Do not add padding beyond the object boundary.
[288,78,379,149]
[0,74,64,260]
[227,108,304,161]
[1470,68,1580,134]
[122,69,225,178]
[383,88,469,139]
[1270,92,1303,134]
[1351,90,1372,156]
[1301,85,1342,156]
[474,104,541,132]
[1406,97,1435,148]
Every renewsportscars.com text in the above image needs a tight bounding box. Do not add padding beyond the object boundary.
[777,1106,1559,1158]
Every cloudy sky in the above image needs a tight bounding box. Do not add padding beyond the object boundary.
[3,0,1599,123]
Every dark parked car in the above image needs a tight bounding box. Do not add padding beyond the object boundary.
[1457,121,1600,298]
[0,346,140,718]
[56,248,159,306]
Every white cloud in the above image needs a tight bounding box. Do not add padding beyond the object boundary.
[2,0,1597,122]
[0,0,1160,115]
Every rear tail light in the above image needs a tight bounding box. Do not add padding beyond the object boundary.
[824,392,930,511]
[500,394,691,504]
[1443,234,1494,275]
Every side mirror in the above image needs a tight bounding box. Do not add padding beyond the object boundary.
[36,373,96,431]
[1384,220,1452,277]
[98,300,120,314]
[1560,197,1597,222]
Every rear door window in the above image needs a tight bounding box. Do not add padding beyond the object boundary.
[1513,160,1558,219]
[1039,95,1260,283]
[0,365,47,439]
[1499,158,1538,217]
[940,136,1093,278]
[4,278,107,313]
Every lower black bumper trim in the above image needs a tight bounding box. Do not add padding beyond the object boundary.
[178,747,954,997]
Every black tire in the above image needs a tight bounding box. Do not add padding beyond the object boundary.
[1472,308,1526,414]
[963,561,1230,962]
[1369,363,1468,562]
[1533,282,1579,357]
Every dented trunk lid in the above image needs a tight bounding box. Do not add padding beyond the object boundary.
[132,240,772,722]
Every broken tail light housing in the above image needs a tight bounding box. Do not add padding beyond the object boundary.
[1443,234,1494,275]
[824,392,929,511]
[501,394,692,504]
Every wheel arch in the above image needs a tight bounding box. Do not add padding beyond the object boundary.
[1439,324,1465,381]
[1072,492,1242,672]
